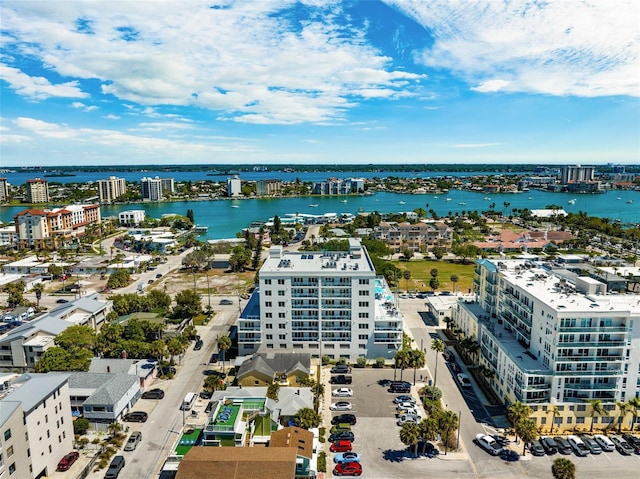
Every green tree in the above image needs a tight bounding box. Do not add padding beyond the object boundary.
[35,346,92,372]
[73,418,90,435]
[399,422,421,457]
[266,382,281,401]
[408,348,425,385]
[204,375,226,393]
[588,399,608,433]
[507,402,532,443]
[517,418,539,455]
[437,410,459,454]
[218,335,232,372]
[449,275,459,293]
[166,337,186,363]
[431,338,445,387]
[48,263,63,279]
[172,289,202,319]
[32,283,45,308]
[55,325,96,353]
[401,249,414,261]
[4,281,26,308]
[402,269,412,290]
[551,457,576,479]
[549,405,560,434]
[294,408,321,429]
[107,269,130,289]
[394,349,410,381]
[616,401,631,433]
[229,244,251,272]
[429,276,440,292]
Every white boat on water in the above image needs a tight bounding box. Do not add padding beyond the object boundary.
[458,202,466,205]
[309,204,319,207]
[398,201,406,205]
[568,199,576,205]
[231,205,239,208]
[483,197,491,200]
[627,200,634,204]
[444,198,452,202]
[340,199,348,203]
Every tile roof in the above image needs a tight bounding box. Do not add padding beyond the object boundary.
[270,426,314,459]
[175,446,296,479]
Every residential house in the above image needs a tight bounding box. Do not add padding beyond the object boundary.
[236,352,311,387]
[270,426,316,479]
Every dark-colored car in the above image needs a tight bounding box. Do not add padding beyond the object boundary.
[141,388,164,400]
[553,436,573,455]
[104,455,125,479]
[333,461,362,476]
[442,349,454,362]
[330,440,353,453]
[331,364,351,374]
[123,411,148,423]
[329,431,355,443]
[611,435,635,455]
[56,298,69,304]
[330,375,352,385]
[528,440,546,456]
[160,366,176,376]
[57,451,80,471]
[622,434,640,454]
[194,340,203,351]
[389,381,411,393]
[540,436,558,455]
[332,414,356,426]
[209,353,219,363]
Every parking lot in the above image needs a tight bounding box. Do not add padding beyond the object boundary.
[325,366,640,479]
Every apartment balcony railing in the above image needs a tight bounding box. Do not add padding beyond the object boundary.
[555,369,623,376]
[563,382,618,390]
[558,325,627,333]
[238,325,261,331]
[292,336,319,342]
[238,334,261,343]
[555,355,624,362]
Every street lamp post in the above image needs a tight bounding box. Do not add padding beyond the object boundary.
[457,410,461,450]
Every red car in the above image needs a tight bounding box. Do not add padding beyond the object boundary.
[57,451,80,471]
[333,461,362,476]
[330,440,353,453]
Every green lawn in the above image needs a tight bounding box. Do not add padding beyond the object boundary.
[175,428,202,456]
[392,259,476,294]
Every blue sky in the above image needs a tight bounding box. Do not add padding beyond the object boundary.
[1,0,638,167]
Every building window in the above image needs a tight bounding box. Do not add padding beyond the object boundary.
[265,312,272,318]
[358,301,369,308]
[280,344,287,349]
[264,279,272,285]
[358,323,368,329]
[358,312,369,319]
[3,429,11,441]
[265,301,272,307]
[267,344,274,349]
[9,463,16,475]
[358,334,368,340]
[265,290,272,296]
[279,323,286,329]
[279,334,286,340]
[359,279,369,285]
[576,417,585,424]
[7,446,13,457]
[359,344,366,349]
[266,335,272,340]
[278,279,285,285]
[266,323,273,329]
[358,290,369,296]
[278,312,286,318]
[278,290,285,296]
[278,301,285,307]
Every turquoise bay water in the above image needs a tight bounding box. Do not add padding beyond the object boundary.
[2,189,638,240]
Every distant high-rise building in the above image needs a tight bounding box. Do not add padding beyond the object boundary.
[160,177,175,195]
[227,175,241,197]
[256,179,282,196]
[561,165,595,184]
[98,176,127,204]
[25,178,49,203]
[141,176,164,201]
[0,177,9,202]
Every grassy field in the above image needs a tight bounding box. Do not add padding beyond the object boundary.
[391,259,476,294]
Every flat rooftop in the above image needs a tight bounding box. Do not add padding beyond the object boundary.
[261,248,374,275]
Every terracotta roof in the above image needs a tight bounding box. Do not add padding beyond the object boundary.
[175,446,297,479]
[270,426,314,459]
[13,208,47,217]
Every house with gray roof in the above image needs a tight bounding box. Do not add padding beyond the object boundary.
[236,352,311,387]
[68,372,140,430]
[89,357,158,387]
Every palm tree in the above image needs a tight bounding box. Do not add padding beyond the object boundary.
[32,283,44,308]
[627,397,640,431]
[310,380,325,413]
[588,399,608,433]
[449,275,459,294]
[402,269,412,291]
[549,405,560,434]
[266,382,280,401]
[409,349,425,385]
[399,422,421,457]
[218,335,232,373]
[419,416,439,453]
[431,338,445,387]
[437,410,459,454]
[616,401,631,433]
[293,408,321,430]
[394,349,410,381]
[507,402,532,443]
[551,457,576,479]
[517,418,539,455]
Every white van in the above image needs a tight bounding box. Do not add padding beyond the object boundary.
[181,392,197,411]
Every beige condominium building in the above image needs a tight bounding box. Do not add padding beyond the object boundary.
[25,178,49,203]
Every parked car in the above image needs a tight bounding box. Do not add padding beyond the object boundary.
[540,436,558,454]
[123,411,148,423]
[331,364,351,374]
[442,349,454,362]
[581,436,602,454]
[330,440,353,453]
[333,461,362,476]
[332,414,356,425]
[528,440,546,456]
[388,381,411,393]
[219,298,233,305]
[330,423,352,434]
[567,435,590,457]
[124,431,142,451]
[333,452,360,464]
[330,402,353,411]
[155,273,162,278]
[160,366,177,376]
[330,375,353,385]
[209,353,219,363]
[397,414,420,426]
[395,407,420,418]
[474,433,503,456]
[141,388,165,400]
[104,455,125,479]
[499,449,520,462]
[329,431,355,443]
[621,434,640,454]
[593,434,615,452]
[56,298,69,304]
[393,395,416,405]
[610,435,635,455]
[194,340,203,351]
[456,373,472,388]
[553,436,573,455]
[57,451,80,471]
[332,388,353,397]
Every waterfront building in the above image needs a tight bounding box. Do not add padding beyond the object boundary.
[160,177,175,195]
[312,178,352,195]
[227,175,242,197]
[256,179,282,196]
[141,176,164,201]
[118,209,146,226]
[0,177,9,202]
[97,176,126,204]
[14,203,101,250]
[0,225,18,248]
[561,165,595,184]
[373,220,452,253]
[238,238,403,361]
[25,178,49,203]
[1,373,74,479]
[452,257,640,430]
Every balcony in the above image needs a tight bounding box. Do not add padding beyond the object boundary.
[558,325,627,333]
[563,382,618,390]
[292,335,319,342]
[555,355,624,362]
[239,334,261,343]
[555,369,623,376]
[238,325,261,331]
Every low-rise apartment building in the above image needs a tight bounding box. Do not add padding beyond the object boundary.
[373,220,452,253]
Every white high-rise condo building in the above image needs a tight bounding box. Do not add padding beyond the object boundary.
[238,239,403,361]
[453,258,640,411]
[98,176,127,204]
[227,175,241,197]
[141,176,163,201]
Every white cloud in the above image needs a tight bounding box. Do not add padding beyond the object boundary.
[390,0,640,97]
[103,114,120,120]
[71,101,98,111]
[0,65,87,100]
[0,1,424,124]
